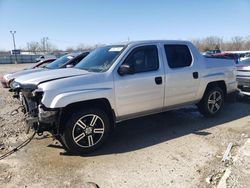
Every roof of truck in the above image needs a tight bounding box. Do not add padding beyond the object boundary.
[118,40,191,46]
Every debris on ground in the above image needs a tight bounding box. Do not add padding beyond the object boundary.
[0,87,27,154]
[222,142,233,162]
[217,139,250,188]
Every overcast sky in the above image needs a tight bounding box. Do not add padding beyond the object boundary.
[0,0,249,50]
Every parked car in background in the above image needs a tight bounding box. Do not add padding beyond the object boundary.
[11,40,237,154]
[210,52,240,64]
[1,52,89,88]
[237,58,250,90]
[35,55,56,62]
[240,54,250,61]
[1,58,56,88]
[27,58,56,69]
[225,51,250,61]
[204,49,221,55]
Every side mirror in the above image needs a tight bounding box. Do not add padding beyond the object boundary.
[66,64,73,68]
[118,64,134,76]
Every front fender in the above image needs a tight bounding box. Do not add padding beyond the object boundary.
[42,88,114,109]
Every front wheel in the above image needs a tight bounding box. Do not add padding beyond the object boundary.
[61,108,111,154]
[197,87,224,117]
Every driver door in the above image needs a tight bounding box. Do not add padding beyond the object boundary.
[114,45,165,120]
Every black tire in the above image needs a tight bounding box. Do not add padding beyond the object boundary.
[197,86,224,117]
[55,135,69,150]
[61,108,110,154]
[226,91,239,103]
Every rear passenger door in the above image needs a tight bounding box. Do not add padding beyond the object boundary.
[114,45,165,119]
[163,44,200,107]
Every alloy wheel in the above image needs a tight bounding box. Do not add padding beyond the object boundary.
[207,91,222,114]
[72,114,105,148]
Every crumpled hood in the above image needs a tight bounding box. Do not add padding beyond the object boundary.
[15,68,90,85]
[4,68,44,81]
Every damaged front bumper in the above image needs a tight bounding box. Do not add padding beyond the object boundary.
[10,81,60,134]
[24,100,60,134]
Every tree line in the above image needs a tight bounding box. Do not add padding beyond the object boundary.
[27,36,250,53]
[191,36,250,52]
[24,37,103,54]
[2,36,250,54]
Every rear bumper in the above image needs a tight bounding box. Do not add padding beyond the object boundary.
[237,76,250,86]
[227,80,238,94]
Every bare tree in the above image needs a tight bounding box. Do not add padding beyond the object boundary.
[243,36,250,50]
[203,36,223,51]
[27,41,40,54]
[65,47,74,52]
[25,36,249,54]
[76,43,94,51]
[191,39,203,51]
[230,36,243,51]
[26,37,57,54]
[192,36,250,52]
[40,37,57,53]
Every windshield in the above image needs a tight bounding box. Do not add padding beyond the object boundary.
[46,55,74,69]
[75,45,125,72]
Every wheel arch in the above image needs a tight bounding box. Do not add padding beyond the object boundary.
[58,98,116,134]
[197,80,226,117]
[204,80,227,98]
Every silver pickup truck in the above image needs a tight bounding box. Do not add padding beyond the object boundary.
[11,40,237,154]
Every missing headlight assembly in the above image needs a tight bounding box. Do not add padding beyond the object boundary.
[10,82,59,134]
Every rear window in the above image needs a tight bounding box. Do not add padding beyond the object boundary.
[164,44,192,68]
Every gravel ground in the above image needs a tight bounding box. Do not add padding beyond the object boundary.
[224,139,250,188]
[0,64,250,188]
[0,64,31,152]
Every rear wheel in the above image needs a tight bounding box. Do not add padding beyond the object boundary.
[61,108,110,154]
[198,87,224,117]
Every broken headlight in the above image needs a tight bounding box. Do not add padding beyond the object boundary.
[10,81,37,92]
[10,81,21,91]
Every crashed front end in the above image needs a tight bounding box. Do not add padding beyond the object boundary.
[1,74,13,88]
[10,81,60,134]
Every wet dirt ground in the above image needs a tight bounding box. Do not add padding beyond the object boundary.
[0,64,250,188]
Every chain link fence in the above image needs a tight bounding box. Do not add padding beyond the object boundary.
[0,55,41,64]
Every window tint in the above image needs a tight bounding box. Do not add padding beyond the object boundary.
[164,45,192,68]
[124,45,159,73]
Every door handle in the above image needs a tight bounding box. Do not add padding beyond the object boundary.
[193,72,199,79]
[155,76,162,85]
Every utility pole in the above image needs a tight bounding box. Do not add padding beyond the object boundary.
[10,31,17,64]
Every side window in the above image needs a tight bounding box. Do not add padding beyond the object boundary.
[72,56,84,66]
[124,45,159,73]
[164,44,192,68]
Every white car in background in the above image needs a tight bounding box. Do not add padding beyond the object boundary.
[35,55,57,62]
[237,58,250,89]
